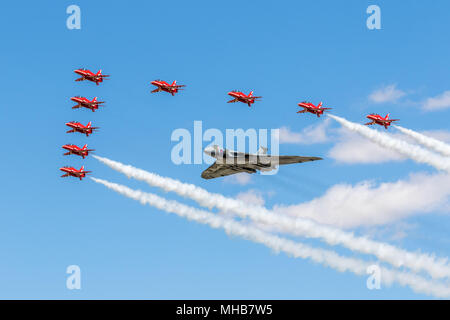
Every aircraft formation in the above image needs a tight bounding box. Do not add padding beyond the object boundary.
[148,77,399,179]
[59,68,109,180]
[60,69,399,181]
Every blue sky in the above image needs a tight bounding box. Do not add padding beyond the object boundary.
[0,0,449,299]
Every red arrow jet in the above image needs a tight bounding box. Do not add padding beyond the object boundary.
[71,96,105,112]
[62,144,95,159]
[365,113,399,129]
[66,121,99,137]
[297,101,332,117]
[150,79,186,96]
[74,68,110,85]
[227,90,262,107]
[60,166,91,181]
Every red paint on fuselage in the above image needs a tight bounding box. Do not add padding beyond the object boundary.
[150,80,185,96]
[70,96,104,112]
[227,90,261,107]
[74,68,109,85]
[297,101,332,117]
[65,121,98,136]
[365,113,399,129]
[59,166,91,180]
[62,144,94,159]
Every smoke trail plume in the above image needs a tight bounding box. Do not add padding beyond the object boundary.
[93,155,450,280]
[394,125,450,157]
[328,114,450,172]
[91,177,450,298]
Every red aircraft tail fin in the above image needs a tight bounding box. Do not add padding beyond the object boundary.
[249,91,254,97]
[87,121,92,127]
[82,144,87,150]
[318,102,323,108]
[92,97,97,103]
[97,69,102,76]
[172,80,177,86]
[80,165,85,171]
[385,113,390,120]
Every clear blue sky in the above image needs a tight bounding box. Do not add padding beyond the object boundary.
[0,0,449,299]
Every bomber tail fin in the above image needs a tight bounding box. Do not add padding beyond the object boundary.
[257,146,268,155]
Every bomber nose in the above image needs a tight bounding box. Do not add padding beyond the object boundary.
[204,146,215,157]
[204,146,212,154]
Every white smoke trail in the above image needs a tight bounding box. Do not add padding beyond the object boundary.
[93,155,450,280]
[394,125,450,158]
[328,114,450,172]
[91,177,450,298]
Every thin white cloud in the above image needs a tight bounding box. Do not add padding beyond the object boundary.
[328,126,450,165]
[395,126,450,157]
[236,189,265,206]
[328,128,406,164]
[423,91,450,111]
[273,171,450,229]
[92,177,450,298]
[94,155,450,280]
[369,84,406,103]
[365,222,418,243]
[328,114,450,172]
[223,173,252,185]
[278,119,330,144]
[422,130,450,143]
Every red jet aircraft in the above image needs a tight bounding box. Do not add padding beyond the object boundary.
[365,113,399,129]
[150,79,185,96]
[297,101,332,117]
[66,121,99,137]
[62,144,95,159]
[71,96,105,112]
[227,90,262,107]
[74,68,110,85]
[60,166,91,181]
